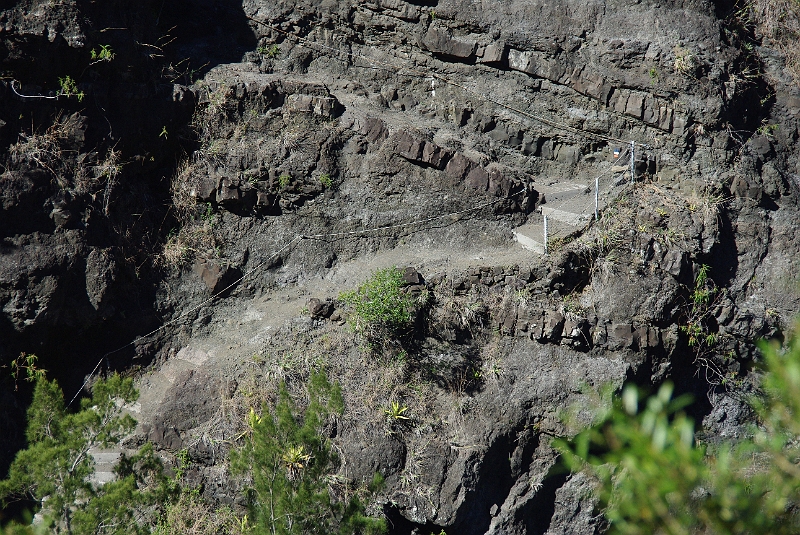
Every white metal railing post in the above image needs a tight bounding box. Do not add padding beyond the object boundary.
[630,140,636,184]
[595,175,599,221]
[543,214,548,255]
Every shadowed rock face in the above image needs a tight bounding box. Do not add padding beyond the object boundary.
[1,0,800,532]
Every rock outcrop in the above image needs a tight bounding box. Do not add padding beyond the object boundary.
[1,0,799,533]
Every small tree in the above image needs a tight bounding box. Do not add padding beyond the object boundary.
[230,372,386,535]
[557,325,800,535]
[0,374,168,534]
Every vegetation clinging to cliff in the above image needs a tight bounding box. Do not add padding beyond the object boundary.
[558,325,800,534]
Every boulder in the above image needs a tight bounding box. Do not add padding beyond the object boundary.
[193,258,242,294]
[445,153,476,182]
[609,323,637,350]
[307,297,334,319]
[216,177,240,205]
[363,116,389,145]
[625,92,645,119]
[421,141,451,169]
[465,167,489,192]
[420,26,477,59]
[194,175,217,202]
[658,107,674,131]
[402,266,422,285]
[85,248,118,317]
[479,41,506,64]
[537,310,565,343]
[394,131,425,161]
[145,369,234,452]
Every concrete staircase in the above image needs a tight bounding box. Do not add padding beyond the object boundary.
[87,347,210,486]
[514,170,628,253]
[89,449,123,485]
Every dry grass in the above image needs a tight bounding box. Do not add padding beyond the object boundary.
[755,0,800,80]
[159,218,217,268]
[9,116,77,188]
[9,115,130,218]
[156,490,244,535]
[685,190,728,217]
[170,160,205,223]
[673,46,697,76]
[429,286,490,341]
[161,82,238,270]
[161,155,220,269]
[570,182,722,282]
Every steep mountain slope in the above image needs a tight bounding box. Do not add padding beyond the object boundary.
[1,0,799,532]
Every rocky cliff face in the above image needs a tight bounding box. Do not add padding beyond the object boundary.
[1,0,799,532]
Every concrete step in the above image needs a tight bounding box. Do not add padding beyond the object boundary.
[514,207,589,254]
[89,448,122,486]
[535,181,589,204]
[513,222,546,254]
[92,471,116,485]
[515,169,631,254]
[540,206,592,226]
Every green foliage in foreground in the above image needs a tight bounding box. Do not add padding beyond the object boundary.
[230,372,386,535]
[339,267,417,347]
[557,328,800,535]
[0,375,169,534]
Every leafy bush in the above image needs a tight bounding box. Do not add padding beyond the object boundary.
[680,265,719,346]
[90,44,114,63]
[557,326,800,535]
[57,76,84,101]
[230,372,385,534]
[339,267,418,347]
[257,44,281,59]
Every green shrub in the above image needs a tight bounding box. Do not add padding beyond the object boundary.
[57,76,84,102]
[339,267,417,347]
[557,325,800,535]
[257,44,281,59]
[90,44,114,62]
[319,173,333,188]
[230,372,385,535]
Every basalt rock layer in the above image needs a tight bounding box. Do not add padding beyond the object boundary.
[1,0,799,533]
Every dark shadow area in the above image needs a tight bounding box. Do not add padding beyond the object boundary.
[521,465,570,535]
[383,507,451,535]
[406,0,439,6]
[759,192,780,211]
[627,344,714,433]
[548,249,592,295]
[413,344,484,396]
[0,0,260,399]
[155,0,258,74]
[382,425,541,534]
[714,0,775,136]
[0,379,25,480]
[0,501,38,529]
[711,0,739,19]
[452,425,540,535]
[1,307,161,407]
[706,209,738,289]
